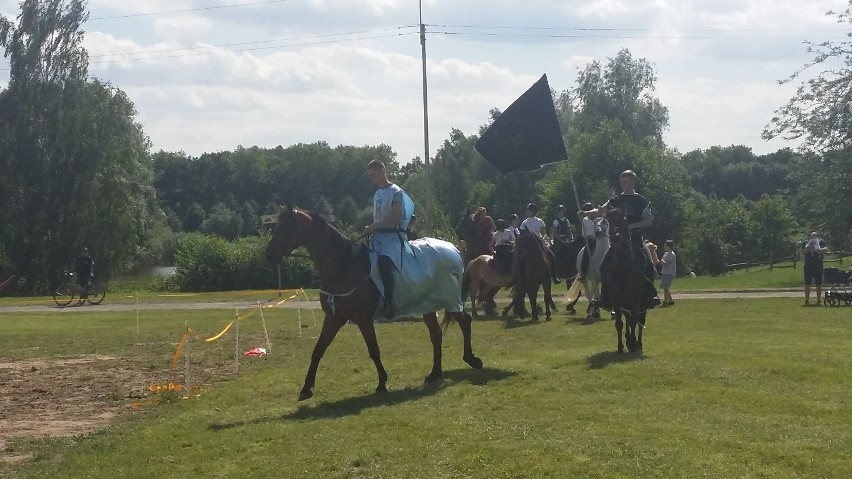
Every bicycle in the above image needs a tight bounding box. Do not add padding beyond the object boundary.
[52,272,106,307]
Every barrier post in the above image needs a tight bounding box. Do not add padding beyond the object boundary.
[184,322,190,395]
[259,302,272,353]
[136,294,140,335]
[234,309,240,374]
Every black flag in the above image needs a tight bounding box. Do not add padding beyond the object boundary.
[475,74,567,174]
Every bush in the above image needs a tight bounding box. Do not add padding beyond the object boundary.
[172,232,318,291]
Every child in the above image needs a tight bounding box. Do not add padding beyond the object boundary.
[659,240,676,307]
[490,219,515,275]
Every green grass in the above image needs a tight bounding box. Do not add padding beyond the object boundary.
[0,288,322,307]
[2,298,851,478]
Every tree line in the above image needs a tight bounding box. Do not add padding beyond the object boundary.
[2,0,851,292]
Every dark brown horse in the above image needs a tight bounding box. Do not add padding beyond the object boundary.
[549,236,584,313]
[603,208,644,353]
[265,205,483,400]
[505,233,555,321]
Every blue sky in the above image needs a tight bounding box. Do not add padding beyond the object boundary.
[1,0,848,160]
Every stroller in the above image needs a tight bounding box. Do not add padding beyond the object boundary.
[822,267,852,306]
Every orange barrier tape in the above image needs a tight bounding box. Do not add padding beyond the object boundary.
[204,320,234,342]
[170,327,189,369]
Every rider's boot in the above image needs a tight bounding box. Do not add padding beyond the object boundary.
[378,256,395,320]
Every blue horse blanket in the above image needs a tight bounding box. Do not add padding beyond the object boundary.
[369,237,465,321]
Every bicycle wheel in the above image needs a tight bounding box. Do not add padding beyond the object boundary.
[87,284,106,305]
[53,282,76,307]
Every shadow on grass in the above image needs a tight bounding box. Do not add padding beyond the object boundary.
[209,367,516,429]
[586,350,649,370]
[503,317,546,329]
[566,314,607,326]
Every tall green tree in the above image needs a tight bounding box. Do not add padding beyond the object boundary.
[764,4,852,152]
[0,0,154,290]
[571,48,669,147]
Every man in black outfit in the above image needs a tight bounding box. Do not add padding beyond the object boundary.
[586,169,660,312]
[73,247,95,303]
[802,231,827,306]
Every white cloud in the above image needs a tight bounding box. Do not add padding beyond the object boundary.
[3,0,850,159]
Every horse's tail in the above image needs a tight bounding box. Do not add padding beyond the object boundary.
[441,310,472,334]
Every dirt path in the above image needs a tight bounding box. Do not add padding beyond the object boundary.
[0,290,805,314]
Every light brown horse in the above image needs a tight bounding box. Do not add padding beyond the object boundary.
[265,205,483,400]
[461,255,512,318]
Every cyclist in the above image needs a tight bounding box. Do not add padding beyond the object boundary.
[73,247,95,304]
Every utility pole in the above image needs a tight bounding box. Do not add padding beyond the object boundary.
[419,0,432,235]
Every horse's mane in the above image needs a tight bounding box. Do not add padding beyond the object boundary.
[300,209,368,263]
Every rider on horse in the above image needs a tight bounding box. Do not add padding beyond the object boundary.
[490,218,515,276]
[363,159,415,319]
[586,169,660,312]
[521,203,561,285]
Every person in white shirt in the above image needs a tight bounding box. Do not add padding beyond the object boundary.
[490,219,515,275]
[508,214,521,237]
[659,240,677,307]
[520,203,546,237]
[520,203,559,284]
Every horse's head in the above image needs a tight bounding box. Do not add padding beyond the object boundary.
[604,207,629,245]
[265,202,306,264]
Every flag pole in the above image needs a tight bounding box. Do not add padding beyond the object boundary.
[419,0,432,235]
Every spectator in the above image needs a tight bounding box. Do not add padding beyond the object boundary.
[659,240,676,307]
[802,230,827,306]
[73,247,95,304]
[473,206,496,255]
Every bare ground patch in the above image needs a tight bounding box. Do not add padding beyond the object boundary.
[0,354,168,464]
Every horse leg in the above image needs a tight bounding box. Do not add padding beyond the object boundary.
[528,289,538,321]
[423,312,443,383]
[614,308,624,353]
[451,311,483,369]
[625,309,638,353]
[637,310,646,351]
[543,281,553,321]
[355,319,390,394]
[469,278,480,318]
[299,314,347,400]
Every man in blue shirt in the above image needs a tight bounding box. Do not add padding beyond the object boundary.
[363,160,415,319]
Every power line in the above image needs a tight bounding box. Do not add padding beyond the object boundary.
[88,32,417,64]
[87,0,293,21]
[88,26,417,59]
[429,24,849,33]
[429,30,848,40]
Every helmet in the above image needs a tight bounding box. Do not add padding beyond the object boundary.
[556,205,565,211]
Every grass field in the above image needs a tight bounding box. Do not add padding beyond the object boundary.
[2,297,851,478]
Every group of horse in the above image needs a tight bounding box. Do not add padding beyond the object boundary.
[458,217,609,323]
[264,204,645,401]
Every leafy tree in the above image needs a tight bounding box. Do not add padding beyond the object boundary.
[0,0,155,290]
[764,4,852,152]
[571,48,669,147]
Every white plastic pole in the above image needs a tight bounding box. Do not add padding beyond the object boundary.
[259,302,271,353]
[136,294,140,335]
[234,309,240,374]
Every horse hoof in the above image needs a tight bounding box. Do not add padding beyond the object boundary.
[617,346,624,354]
[424,373,442,384]
[297,389,313,401]
[566,306,576,314]
[464,355,483,370]
[375,385,389,394]
[545,316,551,322]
